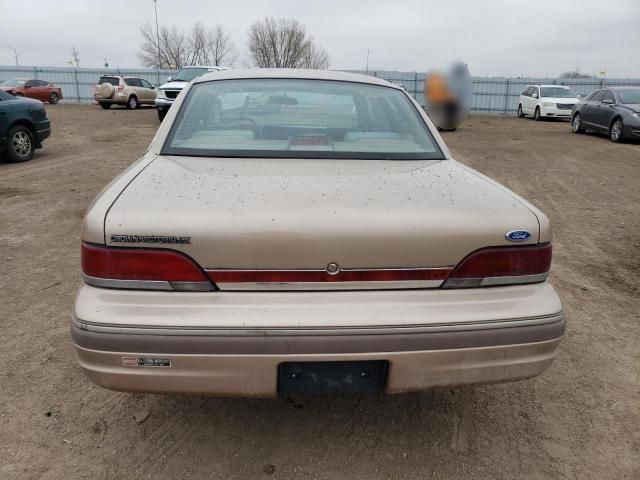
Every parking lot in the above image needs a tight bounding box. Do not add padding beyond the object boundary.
[1,105,638,479]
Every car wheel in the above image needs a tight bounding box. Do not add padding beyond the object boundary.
[4,125,35,163]
[99,102,111,110]
[610,118,624,143]
[157,109,166,122]
[534,107,541,121]
[517,104,524,118]
[572,113,584,133]
[127,96,138,110]
[49,92,59,104]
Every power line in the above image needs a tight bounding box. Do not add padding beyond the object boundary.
[71,46,80,68]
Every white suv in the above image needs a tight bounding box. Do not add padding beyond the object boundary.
[517,85,579,120]
[155,66,229,121]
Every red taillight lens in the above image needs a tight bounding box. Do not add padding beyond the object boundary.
[118,83,124,91]
[81,243,209,285]
[443,244,551,288]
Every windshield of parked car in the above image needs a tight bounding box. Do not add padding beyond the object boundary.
[98,77,120,86]
[540,87,574,98]
[1,79,26,87]
[617,89,640,104]
[173,68,210,82]
[163,79,444,160]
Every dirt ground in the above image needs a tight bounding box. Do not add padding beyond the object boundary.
[1,105,638,480]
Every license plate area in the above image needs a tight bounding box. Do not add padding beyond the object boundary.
[278,361,388,395]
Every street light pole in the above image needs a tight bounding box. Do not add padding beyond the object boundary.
[153,0,161,69]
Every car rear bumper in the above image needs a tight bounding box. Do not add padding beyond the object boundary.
[74,333,563,396]
[94,92,128,105]
[72,282,565,396]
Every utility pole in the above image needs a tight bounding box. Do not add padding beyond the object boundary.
[365,49,370,75]
[4,43,19,66]
[153,0,161,69]
[71,47,80,68]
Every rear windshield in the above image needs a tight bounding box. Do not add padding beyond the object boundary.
[540,87,574,98]
[617,89,640,104]
[173,68,210,82]
[1,79,26,87]
[162,79,444,160]
[99,76,120,86]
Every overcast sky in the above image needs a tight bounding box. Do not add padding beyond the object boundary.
[1,0,639,77]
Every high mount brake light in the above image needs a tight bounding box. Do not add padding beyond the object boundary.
[443,244,552,288]
[81,243,214,291]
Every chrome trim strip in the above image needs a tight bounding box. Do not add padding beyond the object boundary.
[73,311,565,337]
[169,281,215,292]
[216,280,445,291]
[82,274,172,291]
[480,273,549,286]
[443,272,549,288]
[207,266,453,273]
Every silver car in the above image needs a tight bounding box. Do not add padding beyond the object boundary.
[73,69,564,396]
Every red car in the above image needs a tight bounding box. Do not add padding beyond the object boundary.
[0,78,63,104]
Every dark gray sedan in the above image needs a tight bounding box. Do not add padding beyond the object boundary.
[571,87,640,142]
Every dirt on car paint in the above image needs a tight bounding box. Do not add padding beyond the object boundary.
[0,105,638,480]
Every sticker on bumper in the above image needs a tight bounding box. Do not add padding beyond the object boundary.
[122,357,171,367]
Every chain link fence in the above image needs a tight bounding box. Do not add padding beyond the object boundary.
[0,66,177,104]
[345,70,640,114]
[2,65,639,114]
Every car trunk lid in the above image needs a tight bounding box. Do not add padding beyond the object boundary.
[104,155,541,290]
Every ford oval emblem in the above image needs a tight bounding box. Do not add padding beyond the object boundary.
[506,230,532,242]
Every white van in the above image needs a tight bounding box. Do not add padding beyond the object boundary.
[518,85,579,120]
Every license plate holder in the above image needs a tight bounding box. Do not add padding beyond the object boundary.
[278,360,388,395]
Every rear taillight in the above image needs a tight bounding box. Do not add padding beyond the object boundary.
[118,83,124,91]
[81,243,214,291]
[442,244,552,288]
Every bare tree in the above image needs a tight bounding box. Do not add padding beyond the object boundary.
[138,23,237,69]
[208,25,237,66]
[139,23,165,68]
[139,23,188,68]
[558,71,593,79]
[187,22,210,65]
[559,62,593,79]
[301,42,329,69]
[248,17,329,69]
